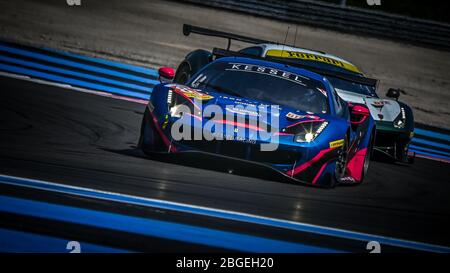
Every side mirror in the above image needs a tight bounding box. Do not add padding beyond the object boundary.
[386,88,401,100]
[350,104,370,125]
[158,67,175,83]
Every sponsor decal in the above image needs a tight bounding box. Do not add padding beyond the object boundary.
[286,112,303,120]
[329,139,345,149]
[211,132,257,144]
[162,114,169,130]
[225,105,260,117]
[286,112,321,121]
[371,100,390,108]
[226,63,309,86]
[340,176,356,184]
[170,101,281,152]
[170,85,214,101]
[266,49,361,74]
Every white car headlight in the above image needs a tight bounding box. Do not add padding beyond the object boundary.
[394,107,406,129]
[284,121,328,143]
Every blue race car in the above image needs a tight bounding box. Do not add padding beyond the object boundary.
[139,57,376,188]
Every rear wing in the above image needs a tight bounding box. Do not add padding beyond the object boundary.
[212,48,379,87]
[182,24,378,87]
[183,24,277,50]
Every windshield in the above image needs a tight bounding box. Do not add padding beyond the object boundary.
[326,76,377,97]
[188,62,330,114]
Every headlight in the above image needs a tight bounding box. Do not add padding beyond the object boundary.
[169,105,184,118]
[283,121,328,143]
[167,90,197,118]
[167,90,173,104]
[394,119,405,128]
[394,107,406,129]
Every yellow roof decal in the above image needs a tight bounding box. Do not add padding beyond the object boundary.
[266,49,361,74]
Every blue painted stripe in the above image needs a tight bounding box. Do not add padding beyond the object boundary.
[0,228,130,253]
[41,45,159,77]
[415,128,450,142]
[1,175,448,253]
[409,148,450,161]
[0,63,151,100]
[0,44,159,85]
[411,138,450,150]
[0,55,153,93]
[0,195,337,253]
[409,144,450,157]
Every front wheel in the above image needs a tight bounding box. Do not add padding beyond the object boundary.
[173,62,192,84]
[138,108,163,155]
[396,141,413,164]
[333,134,349,186]
[361,131,375,182]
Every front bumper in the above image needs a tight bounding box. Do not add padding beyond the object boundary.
[374,121,414,160]
[146,149,332,188]
[176,138,301,170]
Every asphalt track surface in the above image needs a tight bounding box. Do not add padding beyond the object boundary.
[1,76,449,248]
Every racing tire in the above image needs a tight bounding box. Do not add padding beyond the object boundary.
[173,62,192,84]
[395,141,411,164]
[333,133,350,187]
[138,108,163,155]
[360,130,375,183]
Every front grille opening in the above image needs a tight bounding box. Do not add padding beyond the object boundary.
[177,139,299,165]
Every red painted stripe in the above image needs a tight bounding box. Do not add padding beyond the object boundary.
[286,147,334,176]
[312,160,330,184]
[171,88,202,111]
[414,154,450,164]
[350,116,368,125]
[286,119,325,129]
[148,110,177,153]
[345,148,367,182]
[185,112,202,121]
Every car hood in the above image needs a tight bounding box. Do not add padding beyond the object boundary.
[168,84,334,130]
[335,89,400,122]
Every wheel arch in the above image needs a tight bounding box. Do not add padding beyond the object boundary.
[174,49,212,83]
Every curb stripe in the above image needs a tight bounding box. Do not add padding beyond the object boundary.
[1,174,448,253]
[0,45,157,85]
[409,144,450,157]
[415,128,450,142]
[0,63,151,100]
[414,154,450,164]
[408,148,450,161]
[412,138,450,150]
[0,71,149,105]
[0,55,153,93]
[0,228,130,253]
[0,195,337,253]
[42,46,159,77]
